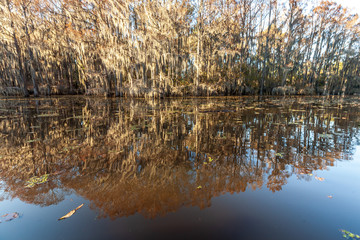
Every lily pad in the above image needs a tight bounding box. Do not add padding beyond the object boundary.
[341,229,360,239]
[25,174,49,188]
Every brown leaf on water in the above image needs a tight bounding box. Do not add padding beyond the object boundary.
[315,176,325,181]
[0,212,19,223]
[58,204,84,221]
[327,195,333,199]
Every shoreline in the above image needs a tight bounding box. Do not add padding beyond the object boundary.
[1,85,358,98]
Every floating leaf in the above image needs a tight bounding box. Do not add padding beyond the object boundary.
[341,229,360,239]
[27,138,41,143]
[58,204,84,221]
[36,113,59,118]
[208,157,213,162]
[130,125,139,131]
[0,213,19,223]
[319,134,332,139]
[25,174,49,188]
[197,186,202,190]
[315,176,325,181]
[327,195,333,199]
[66,115,83,120]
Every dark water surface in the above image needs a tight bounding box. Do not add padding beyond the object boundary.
[0,96,360,240]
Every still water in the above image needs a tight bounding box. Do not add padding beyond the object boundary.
[0,96,359,240]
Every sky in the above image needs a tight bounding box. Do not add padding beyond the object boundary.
[334,0,360,15]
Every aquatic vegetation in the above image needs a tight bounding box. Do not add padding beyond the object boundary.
[341,230,360,239]
[25,174,49,188]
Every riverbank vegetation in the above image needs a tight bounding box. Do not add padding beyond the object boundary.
[0,0,359,97]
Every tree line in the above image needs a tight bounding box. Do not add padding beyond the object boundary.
[0,0,359,97]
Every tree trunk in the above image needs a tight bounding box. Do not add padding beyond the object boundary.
[7,0,29,97]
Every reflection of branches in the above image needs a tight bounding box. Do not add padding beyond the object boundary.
[267,169,290,193]
[0,97,359,218]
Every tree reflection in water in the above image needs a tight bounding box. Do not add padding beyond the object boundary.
[0,96,359,219]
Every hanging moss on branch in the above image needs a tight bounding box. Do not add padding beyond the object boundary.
[0,0,359,97]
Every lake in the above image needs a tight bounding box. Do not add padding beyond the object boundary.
[0,96,359,240]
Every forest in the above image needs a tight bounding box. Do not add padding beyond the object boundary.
[0,0,359,97]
